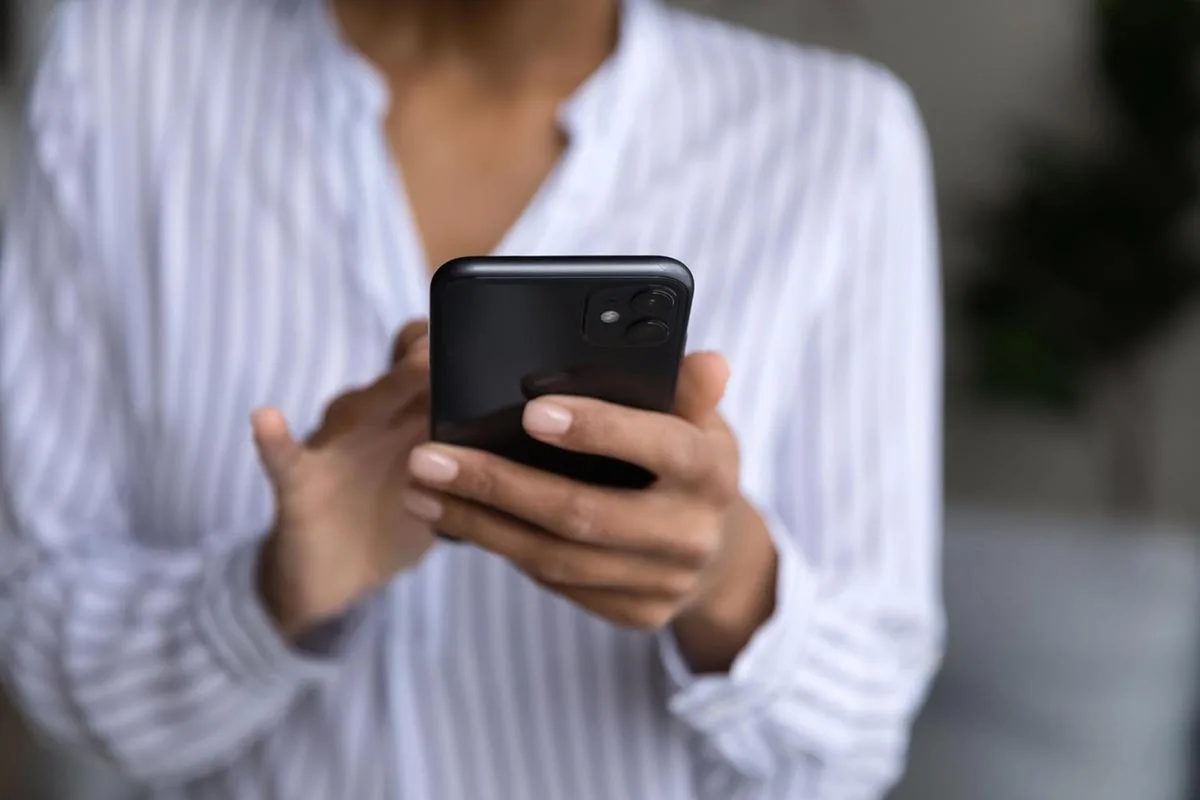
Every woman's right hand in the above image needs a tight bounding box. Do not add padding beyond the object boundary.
[252,320,436,639]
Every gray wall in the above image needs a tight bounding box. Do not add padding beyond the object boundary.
[4,0,1198,522]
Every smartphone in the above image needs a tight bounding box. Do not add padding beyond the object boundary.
[429,256,694,490]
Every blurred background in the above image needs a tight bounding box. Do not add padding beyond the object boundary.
[2,0,1199,798]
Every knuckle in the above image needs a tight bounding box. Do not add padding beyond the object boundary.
[691,447,739,504]
[678,514,724,566]
[404,320,430,341]
[384,362,423,396]
[712,440,742,501]
[712,470,740,504]
[668,432,707,480]
[457,457,497,501]
[560,490,603,541]
[391,321,430,362]
[573,405,616,448]
[658,568,701,599]
[401,346,431,374]
[614,601,675,631]
[529,551,578,585]
[698,516,726,557]
[312,394,364,443]
[323,392,358,422]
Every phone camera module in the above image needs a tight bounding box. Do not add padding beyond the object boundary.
[625,319,671,346]
[630,288,676,316]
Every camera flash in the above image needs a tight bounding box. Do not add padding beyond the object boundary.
[600,310,621,324]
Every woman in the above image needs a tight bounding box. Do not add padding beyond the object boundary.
[0,0,943,797]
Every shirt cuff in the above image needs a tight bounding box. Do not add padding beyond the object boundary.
[658,503,815,771]
[193,536,353,686]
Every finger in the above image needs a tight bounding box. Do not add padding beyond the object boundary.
[408,337,430,368]
[520,396,719,487]
[371,349,430,423]
[310,353,429,446]
[406,444,720,564]
[673,351,730,426]
[379,346,430,393]
[390,320,429,364]
[553,587,681,631]
[389,389,430,430]
[251,407,304,486]
[390,399,431,445]
[401,490,702,598]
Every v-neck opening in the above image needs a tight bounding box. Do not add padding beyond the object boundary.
[376,116,583,279]
[309,0,666,320]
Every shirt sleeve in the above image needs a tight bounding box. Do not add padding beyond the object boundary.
[0,11,347,784]
[658,72,945,796]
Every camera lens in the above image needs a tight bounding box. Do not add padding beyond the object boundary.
[630,289,676,316]
[625,319,671,346]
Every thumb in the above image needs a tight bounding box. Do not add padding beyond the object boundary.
[251,407,304,487]
[673,351,730,426]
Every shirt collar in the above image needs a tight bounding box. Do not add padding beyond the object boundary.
[558,0,664,145]
[301,0,666,144]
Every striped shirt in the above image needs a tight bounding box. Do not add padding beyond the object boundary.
[0,0,943,798]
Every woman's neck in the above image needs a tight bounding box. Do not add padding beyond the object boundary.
[332,0,620,93]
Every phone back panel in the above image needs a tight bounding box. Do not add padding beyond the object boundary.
[429,256,693,489]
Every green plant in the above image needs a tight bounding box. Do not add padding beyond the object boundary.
[965,0,1200,511]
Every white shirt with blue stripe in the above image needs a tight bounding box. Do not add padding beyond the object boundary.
[0,0,943,797]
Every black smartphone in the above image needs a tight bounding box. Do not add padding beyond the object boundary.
[429,255,694,490]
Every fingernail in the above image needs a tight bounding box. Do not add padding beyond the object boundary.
[401,489,443,522]
[523,401,573,436]
[409,447,460,484]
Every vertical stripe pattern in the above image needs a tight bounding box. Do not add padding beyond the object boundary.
[0,1,943,798]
